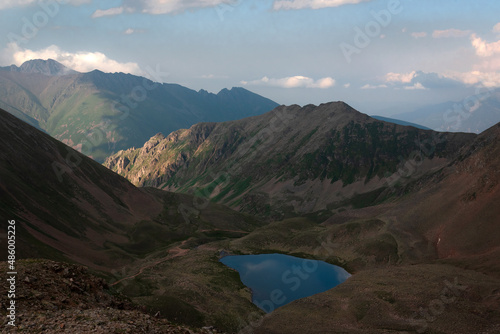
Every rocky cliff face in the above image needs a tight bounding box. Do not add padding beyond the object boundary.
[105,102,476,219]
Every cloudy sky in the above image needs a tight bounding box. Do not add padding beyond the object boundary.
[1,0,500,115]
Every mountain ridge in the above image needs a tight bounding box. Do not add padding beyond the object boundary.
[1,59,77,76]
[105,101,476,219]
[0,59,279,162]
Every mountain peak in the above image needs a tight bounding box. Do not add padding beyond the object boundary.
[9,59,77,76]
[217,86,250,96]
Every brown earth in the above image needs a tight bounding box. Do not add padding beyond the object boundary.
[233,123,500,333]
[0,259,224,333]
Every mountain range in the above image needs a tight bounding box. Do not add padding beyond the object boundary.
[1,96,499,333]
[0,59,279,162]
[394,89,500,133]
[105,102,474,219]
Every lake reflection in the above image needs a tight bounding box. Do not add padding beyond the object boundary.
[220,253,350,313]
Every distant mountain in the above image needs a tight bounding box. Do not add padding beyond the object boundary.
[1,59,77,76]
[394,91,500,133]
[0,99,42,130]
[370,115,431,130]
[0,59,279,162]
[105,102,475,219]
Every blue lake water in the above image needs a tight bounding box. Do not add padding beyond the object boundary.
[220,253,350,313]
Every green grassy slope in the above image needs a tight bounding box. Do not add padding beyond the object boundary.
[0,62,279,162]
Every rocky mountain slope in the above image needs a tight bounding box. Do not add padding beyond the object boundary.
[390,121,500,274]
[229,122,500,334]
[0,59,279,162]
[105,102,475,219]
[0,107,265,331]
[0,104,265,266]
[0,260,222,333]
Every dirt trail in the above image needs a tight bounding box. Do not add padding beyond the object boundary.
[110,239,191,287]
[198,228,249,234]
[110,229,248,286]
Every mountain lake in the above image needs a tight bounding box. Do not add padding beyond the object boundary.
[220,253,351,313]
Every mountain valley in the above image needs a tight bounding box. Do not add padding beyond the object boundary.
[1,99,499,333]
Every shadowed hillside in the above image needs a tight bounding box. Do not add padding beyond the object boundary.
[0,107,266,331]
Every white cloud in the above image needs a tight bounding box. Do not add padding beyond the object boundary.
[273,0,371,10]
[123,28,145,35]
[0,0,90,10]
[403,82,427,90]
[471,34,500,57]
[444,71,500,88]
[385,71,416,83]
[432,29,470,39]
[89,1,235,16]
[105,0,233,15]
[200,74,229,79]
[313,77,336,88]
[361,84,387,89]
[344,83,351,88]
[241,75,335,89]
[3,43,141,75]
[493,23,500,33]
[144,0,231,14]
[411,32,427,39]
[383,70,500,89]
[92,7,125,18]
[474,57,500,72]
